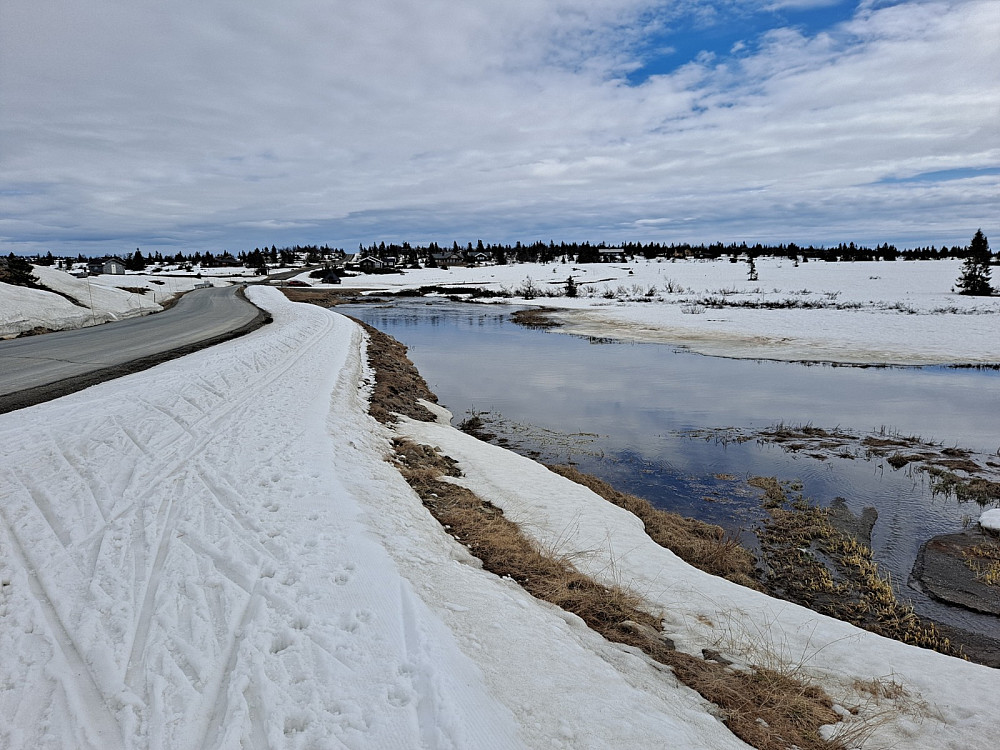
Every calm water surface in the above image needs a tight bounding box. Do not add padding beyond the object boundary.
[344,300,1000,636]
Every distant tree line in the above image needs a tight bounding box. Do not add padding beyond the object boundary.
[6,236,994,275]
[353,238,988,265]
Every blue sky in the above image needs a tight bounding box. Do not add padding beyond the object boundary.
[1,0,997,256]
[625,1,862,84]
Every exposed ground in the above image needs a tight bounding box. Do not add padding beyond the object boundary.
[913,529,1000,616]
[278,287,382,307]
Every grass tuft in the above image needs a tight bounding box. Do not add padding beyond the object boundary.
[547,464,760,590]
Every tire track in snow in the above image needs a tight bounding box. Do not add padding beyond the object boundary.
[118,310,340,735]
[10,472,75,552]
[398,581,444,748]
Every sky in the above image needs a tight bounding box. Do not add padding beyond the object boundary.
[1,0,997,256]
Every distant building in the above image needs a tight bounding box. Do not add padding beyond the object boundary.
[464,250,491,265]
[357,255,386,272]
[87,257,126,275]
[430,251,465,266]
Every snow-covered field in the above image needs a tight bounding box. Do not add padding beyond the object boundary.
[2,286,998,749]
[332,258,1000,365]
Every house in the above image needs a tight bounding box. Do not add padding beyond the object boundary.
[430,251,465,267]
[87,257,126,275]
[357,255,386,272]
[464,250,491,265]
[597,250,626,263]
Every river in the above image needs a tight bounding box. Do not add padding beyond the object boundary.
[343,299,1000,639]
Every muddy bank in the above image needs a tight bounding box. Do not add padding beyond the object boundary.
[912,528,1000,617]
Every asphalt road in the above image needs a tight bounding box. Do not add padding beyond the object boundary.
[0,286,266,407]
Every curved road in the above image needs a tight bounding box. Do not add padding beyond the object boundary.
[0,286,267,410]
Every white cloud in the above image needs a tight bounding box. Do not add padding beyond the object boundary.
[0,0,996,253]
[765,0,843,10]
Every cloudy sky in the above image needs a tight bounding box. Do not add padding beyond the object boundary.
[2,0,997,255]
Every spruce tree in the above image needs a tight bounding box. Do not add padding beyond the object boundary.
[955,230,993,296]
[1,253,39,287]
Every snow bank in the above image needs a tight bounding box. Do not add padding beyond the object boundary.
[980,509,1000,535]
[0,266,163,337]
[0,288,751,749]
[399,410,1000,750]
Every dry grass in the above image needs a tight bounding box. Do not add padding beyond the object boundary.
[962,542,1000,586]
[353,320,439,424]
[510,307,561,328]
[755,483,962,657]
[925,467,1000,505]
[394,439,844,750]
[547,464,760,590]
[280,287,375,306]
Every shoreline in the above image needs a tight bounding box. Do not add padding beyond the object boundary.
[345,302,1000,667]
[521,306,1000,368]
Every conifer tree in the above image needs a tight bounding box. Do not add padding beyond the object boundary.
[1,253,39,287]
[955,230,993,296]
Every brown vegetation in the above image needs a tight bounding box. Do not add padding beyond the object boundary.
[352,319,439,424]
[393,439,841,750]
[510,307,561,329]
[753,477,962,657]
[547,464,760,590]
[280,287,376,307]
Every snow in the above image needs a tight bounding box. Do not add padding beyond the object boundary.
[2,270,998,748]
[0,266,167,337]
[0,288,750,749]
[980,509,1000,534]
[336,257,1000,365]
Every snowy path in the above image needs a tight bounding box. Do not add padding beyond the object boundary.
[0,289,511,748]
[0,288,749,749]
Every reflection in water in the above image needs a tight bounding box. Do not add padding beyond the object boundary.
[343,301,1000,636]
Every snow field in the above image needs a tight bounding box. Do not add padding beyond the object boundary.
[0,287,759,749]
[0,266,165,337]
[0,289,506,748]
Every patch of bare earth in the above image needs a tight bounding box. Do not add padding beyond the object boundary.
[510,307,561,329]
[280,287,383,307]
[354,315,847,750]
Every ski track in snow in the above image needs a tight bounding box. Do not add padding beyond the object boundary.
[11,280,996,749]
[0,288,530,749]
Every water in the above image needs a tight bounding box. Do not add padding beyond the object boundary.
[343,300,1000,636]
